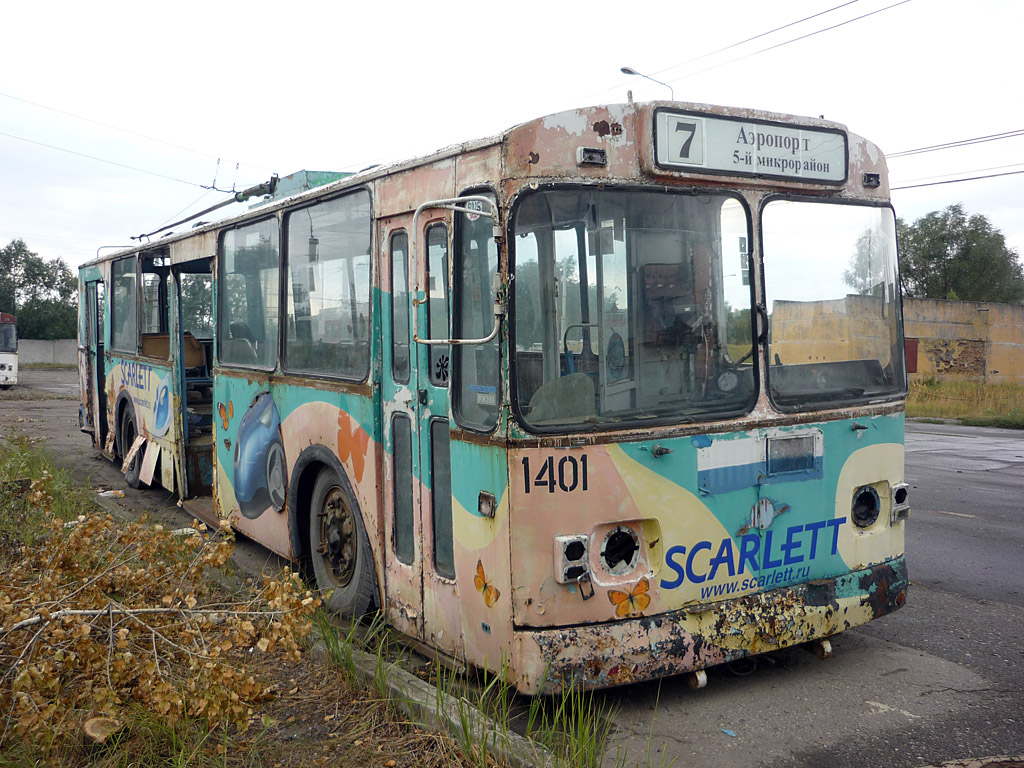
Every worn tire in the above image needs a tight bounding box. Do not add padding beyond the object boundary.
[120,409,142,489]
[308,467,377,617]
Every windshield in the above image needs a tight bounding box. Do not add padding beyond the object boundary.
[512,187,755,431]
[0,323,15,353]
[762,200,906,409]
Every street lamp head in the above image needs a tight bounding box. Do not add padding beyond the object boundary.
[618,66,674,100]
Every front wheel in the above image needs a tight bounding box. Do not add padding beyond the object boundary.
[309,467,377,617]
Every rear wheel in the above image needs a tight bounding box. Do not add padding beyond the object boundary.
[309,467,377,617]
[120,409,142,489]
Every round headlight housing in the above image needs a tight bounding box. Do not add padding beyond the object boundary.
[852,486,881,527]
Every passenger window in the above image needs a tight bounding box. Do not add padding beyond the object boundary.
[426,224,449,386]
[430,419,454,578]
[391,232,410,383]
[453,195,500,430]
[285,191,372,379]
[111,257,137,353]
[141,272,164,336]
[392,414,414,564]
[179,273,214,339]
[218,219,280,369]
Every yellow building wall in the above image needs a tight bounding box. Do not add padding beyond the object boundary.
[772,295,894,367]
[771,296,1023,384]
[902,298,1024,384]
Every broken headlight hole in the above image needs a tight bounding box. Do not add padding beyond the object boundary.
[891,481,910,522]
[564,540,585,561]
[554,534,589,584]
[852,486,880,527]
[600,526,640,575]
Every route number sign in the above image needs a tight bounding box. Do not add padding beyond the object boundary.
[654,109,847,183]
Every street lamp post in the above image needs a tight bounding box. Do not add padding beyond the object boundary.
[620,67,674,101]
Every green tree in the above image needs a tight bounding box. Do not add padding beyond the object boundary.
[898,204,1024,303]
[0,239,78,339]
[844,227,889,296]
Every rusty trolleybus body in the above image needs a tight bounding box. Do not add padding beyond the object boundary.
[78,101,909,693]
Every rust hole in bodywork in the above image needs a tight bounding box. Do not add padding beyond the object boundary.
[592,120,623,137]
[528,152,540,164]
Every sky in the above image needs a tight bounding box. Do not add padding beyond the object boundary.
[1,0,1022,272]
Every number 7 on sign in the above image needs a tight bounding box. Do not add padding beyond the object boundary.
[668,115,704,165]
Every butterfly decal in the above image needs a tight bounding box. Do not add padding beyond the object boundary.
[218,402,233,431]
[474,560,500,607]
[608,577,651,618]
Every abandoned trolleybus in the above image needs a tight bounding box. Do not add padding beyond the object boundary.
[78,100,909,693]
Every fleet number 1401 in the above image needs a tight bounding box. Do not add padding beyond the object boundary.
[522,455,589,494]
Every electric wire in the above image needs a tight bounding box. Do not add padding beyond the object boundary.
[891,169,1024,190]
[587,0,866,101]
[888,129,1024,158]
[892,161,1024,185]
[0,129,258,193]
[0,90,277,173]
[663,0,912,85]
[647,0,861,79]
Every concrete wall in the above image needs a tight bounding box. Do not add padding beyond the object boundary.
[771,296,1024,385]
[772,295,897,367]
[903,298,1024,384]
[18,338,78,365]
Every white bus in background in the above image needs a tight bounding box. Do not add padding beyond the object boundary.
[0,312,17,388]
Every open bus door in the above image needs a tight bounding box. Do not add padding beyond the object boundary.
[171,260,215,505]
[80,280,107,448]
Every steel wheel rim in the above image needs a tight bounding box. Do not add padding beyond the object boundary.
[318,486,356,588]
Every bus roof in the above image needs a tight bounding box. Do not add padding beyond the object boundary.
[80,100,876,269]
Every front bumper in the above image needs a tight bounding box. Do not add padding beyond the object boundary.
[512,557,908,693]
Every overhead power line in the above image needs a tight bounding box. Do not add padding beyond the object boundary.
[0,129,259,193]
[647,1,861,79]
[665,0,913,85]
[0,90,277,174]
[888,129,1024,158]
[891,169,1024,190]
[892,161,1024,185]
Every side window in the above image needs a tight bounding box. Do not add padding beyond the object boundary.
[453,195,500,430]
[430,419,454,579]
[392,414,414,564]
[141,272,163,336]
[391,232,410,383]
[426,224,449,386]
[111,257,137,353]
[218,219,280,368]
[140,254,170,360]
[285,191,372,378]
[179,273,214,338]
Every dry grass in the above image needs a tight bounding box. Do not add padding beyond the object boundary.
[0,436,501,768]
[906,378,1024,428]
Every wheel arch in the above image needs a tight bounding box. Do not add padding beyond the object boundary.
[287,444,383,605]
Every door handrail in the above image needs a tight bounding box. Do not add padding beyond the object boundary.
[411,196,503,346]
